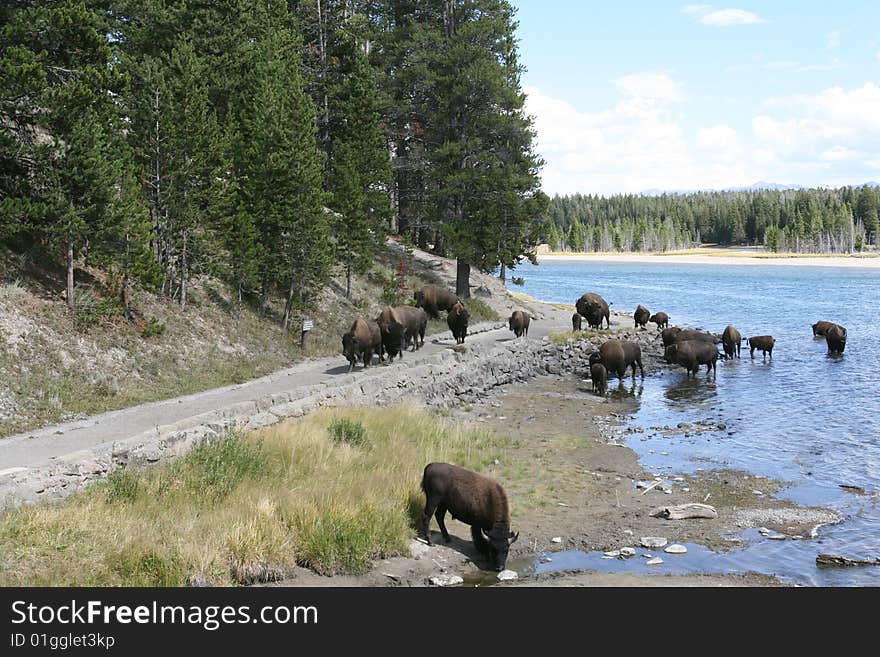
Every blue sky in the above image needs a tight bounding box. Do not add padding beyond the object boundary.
[512,1,880,195]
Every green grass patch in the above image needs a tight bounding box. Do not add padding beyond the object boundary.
[462,297,500,323]
[548,330,605,346]
[0,405,508,585]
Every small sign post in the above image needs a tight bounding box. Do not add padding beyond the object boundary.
[300,318,314,350]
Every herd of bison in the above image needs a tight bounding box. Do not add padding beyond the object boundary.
[339,284,848,573]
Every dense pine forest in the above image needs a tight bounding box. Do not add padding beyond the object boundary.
[0,0,547,327]
[543,185,880,254]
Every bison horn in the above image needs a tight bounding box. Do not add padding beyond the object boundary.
[508,531,519,545]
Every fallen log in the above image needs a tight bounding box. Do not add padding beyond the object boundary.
[650,503,718,520]
[816,554,880,567]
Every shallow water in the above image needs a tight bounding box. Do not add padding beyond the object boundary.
[508,259,880,586]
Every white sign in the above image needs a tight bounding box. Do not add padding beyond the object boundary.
[302,319,314,332]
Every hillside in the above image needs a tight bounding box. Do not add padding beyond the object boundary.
[0,239,513,439]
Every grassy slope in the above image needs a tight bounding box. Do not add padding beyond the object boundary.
[0,405,507,586]
[0,243,500,438]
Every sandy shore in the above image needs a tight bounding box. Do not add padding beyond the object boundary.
[537,252,880,268]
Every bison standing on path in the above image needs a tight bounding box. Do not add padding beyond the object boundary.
[420,462,519,572]
[508,310,530,338]
[341,318,382,371]
[414,284,459,320]
[447,301,469,344]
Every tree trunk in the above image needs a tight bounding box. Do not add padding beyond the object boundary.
[345,261,351,298]
[498,262,506,282]
[282,279,297,330]
[179,228,188,311]
[455,259,470,299]
[66,239,75,310]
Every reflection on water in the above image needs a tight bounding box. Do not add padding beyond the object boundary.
[509,259,880,586]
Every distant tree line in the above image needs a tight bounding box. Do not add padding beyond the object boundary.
[0,0,546,326]
[543,186,880,254]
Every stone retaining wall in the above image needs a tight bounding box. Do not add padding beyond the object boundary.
[0,325,667,511]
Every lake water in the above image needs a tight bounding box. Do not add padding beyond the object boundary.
[508,258,880,586]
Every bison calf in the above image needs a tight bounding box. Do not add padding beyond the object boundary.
[748,335,775,359]
[649,312,669,329]
[572,312,583,332]
[420,462,519,571]
[590,362,608,396]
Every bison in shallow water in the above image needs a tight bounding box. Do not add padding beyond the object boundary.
[665,339,718,376]
[414,284,459,320]
[590,362,608,396]
[598,339,644,380]
[341,318,382,371]
[508,310,530,338]
[420,462,519,571]
[812,320,837,337]
[721,325,742,359]
[748,335,775,360]
[825,324,847,355]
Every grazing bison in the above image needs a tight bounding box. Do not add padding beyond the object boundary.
[649,312,669,329]
[748,335,775,360]
[812,320,837,337]
[509,310,530,338]
[447,301,470,344]
[590,362,608,396]
[420,462,519,571]
[575,293,610,330]
[572,312,583,332]
[634,305,651,329]
[341,318,382,372]
[599,339,644,380]
[665,340,718,376]
[414,284,459,320]
[825,324,847,354]
[721,325,742,359]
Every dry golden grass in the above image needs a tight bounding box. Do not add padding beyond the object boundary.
[0,405,507,586]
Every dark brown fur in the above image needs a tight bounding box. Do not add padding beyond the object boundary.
[634,305,651,328]
[413,284,459,320]
[572,312,583,332]
[599,339,644,380]
[575,293,610,329]
[748,335,775,359]
[394,305,428,351]
[661,327,719,348]
[447,301,470,344]
[509,310,530,338]
[420,462,519,571]
[665,339,718,376]
[341,318,382,371]
[590,362,607,395]
[825,324,847,354]
[721,324,742,359]
[812,320,836,336]
[649,312,669,329]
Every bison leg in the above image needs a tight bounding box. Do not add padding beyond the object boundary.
[434,505,451,542]
[421,495,442,546]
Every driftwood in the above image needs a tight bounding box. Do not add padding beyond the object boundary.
[816,554,880,567]
[650,503,718,520]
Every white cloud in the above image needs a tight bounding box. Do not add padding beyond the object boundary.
[697,125,739,152]
[819,146,861,161]
[827,30,841,50]
[702,9,765,26]
[612,72,685,103]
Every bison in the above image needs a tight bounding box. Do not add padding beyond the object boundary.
[598,339,644,380]
[665,339,718,376]
[572,312,583,332]
[575,293,610,330]
[590,362,608,396]
[376,306,426,362]
[649,312,669,329]
[721,325,742,359]
[634,305,651,329]
[420,462,519,571]
[414,284,459,320]
[341,318,382,372]
[812,320,837,337]
[447,301,469,344]
[748,335,775,360]
[661,327,720,348]
[825,324,846,354]
[509,310,530,338]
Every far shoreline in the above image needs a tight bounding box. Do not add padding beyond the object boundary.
[536,251,880,269]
